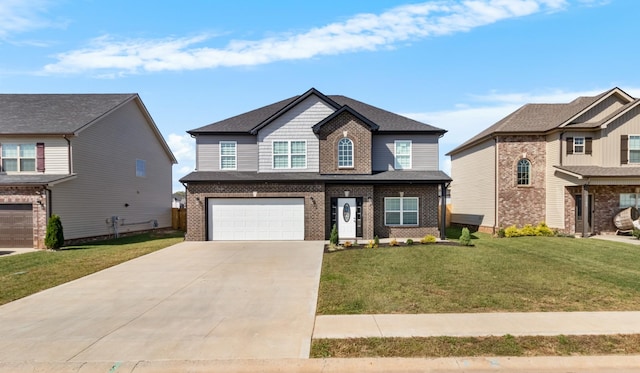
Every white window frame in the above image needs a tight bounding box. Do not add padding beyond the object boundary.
[338,138,354,168]
[517,158,531,186]
[573,137,585,154]
[219,141,237,170]
[394,140,412,170]
[272,140,307,169]
[1,143,36,173]
[135,159,146,177]
[629,135,640,164]
[384,197,419,226]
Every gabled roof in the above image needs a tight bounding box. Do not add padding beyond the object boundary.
[188,88,445,135]
[0,174,77,186]
[311,105,379,134]
[447,87,636,156]
[0,94,136,135]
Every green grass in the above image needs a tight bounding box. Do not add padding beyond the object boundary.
[0,231,184,305]
[317,228,640,314]
[310,334,640,358]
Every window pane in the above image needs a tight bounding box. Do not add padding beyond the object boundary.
[396,141,411,155]
[2,144,17,158]
[396,155,410,169]
[2,159,17,172]
[403,212,418,225]
[273,142,288,154]
[273,155,288,168]
[20,159,35,171]
[220,142,235,156]
[20,144,36,158]
[403,198,418,211]
[221,156,236,169]
[385,198,400,211]
[630,136,640,149]
[291,141,305,154]
[630,150,640,164]
[386,212,401,225]
[338,138,353,167]
[620,193,637,208]
[517,159,530,185]
[291,154,306,168]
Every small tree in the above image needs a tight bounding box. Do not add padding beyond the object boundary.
[45,214,65,250]
[459,227,472,246]
[329,224,339,245]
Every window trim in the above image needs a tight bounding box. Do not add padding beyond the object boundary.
[384,196,419,226]
[573,136,585,154]
[516,158,531,186]
[272,140,307,169]
[629,135,640,164]
[219,141,237,170]
[1,143,37,173]
[394,140,412,170]
[337,137,354,168]
[135,159,146,177]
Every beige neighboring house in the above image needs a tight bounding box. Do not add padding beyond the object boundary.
[0,94,177,248]
[448,87,640,237]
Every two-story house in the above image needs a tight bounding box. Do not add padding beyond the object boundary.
[180,88,451,241]
[447,87,640,237]
[0,94,177,248]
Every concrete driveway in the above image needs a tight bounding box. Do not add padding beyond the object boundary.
[0,241,325,362]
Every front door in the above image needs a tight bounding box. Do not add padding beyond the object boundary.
[575,194,593,234]
[338,198,356,238]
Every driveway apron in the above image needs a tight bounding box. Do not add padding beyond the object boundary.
[0,241,325,361]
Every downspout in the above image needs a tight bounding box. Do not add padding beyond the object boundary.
[63,135,72,173]
[440,182,449,240]
[559,131,564,166]
[494,136,499,232]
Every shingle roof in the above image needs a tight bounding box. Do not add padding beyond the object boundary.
[0,174,76,186]
[555,165,640,178]
[188,89,445,134]
[180,170,451,183]
[0,94,136,135]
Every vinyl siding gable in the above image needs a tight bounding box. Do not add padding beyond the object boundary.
[0,136,69,174]
[196,135,257,171]
[372,134,439,171]
[601,106,640,167]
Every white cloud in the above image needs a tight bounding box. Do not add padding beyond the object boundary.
[403,86,640,175]
[167,133,195,192]
[0,0,59,40]
[43,0,569,75]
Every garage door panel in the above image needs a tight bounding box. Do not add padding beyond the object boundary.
[208,198,304,241]
[0,204,33,248]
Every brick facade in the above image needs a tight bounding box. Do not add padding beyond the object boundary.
[0,186,48,249]
[325,184,374,239]
[565,185,637,235]
[497,135,546,228]
[317,111,372,174]
[373,184,440,238]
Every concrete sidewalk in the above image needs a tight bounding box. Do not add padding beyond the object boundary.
[313,311,640,338]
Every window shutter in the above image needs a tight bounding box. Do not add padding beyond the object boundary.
[0,143,2,172]
[585,137,592,155]
[566,137,573,155]
[621,135,628,165]
[36,143,45,172]
[330,198,337,234]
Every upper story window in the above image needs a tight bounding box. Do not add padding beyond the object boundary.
[219,141,237,170]
[385,197,419,226]
[394,140,412,169]
[517,158,531,185]
[573,137,585,154]
[136,159,146,177]
[338,138,353,168]
[1,144,36,172]
[273,140,306,169]
[629,135,640,164]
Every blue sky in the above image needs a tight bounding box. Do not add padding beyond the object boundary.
[1,0,638,192]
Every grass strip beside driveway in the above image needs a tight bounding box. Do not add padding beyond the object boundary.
[317,231,640,314]
[0,231,184,306]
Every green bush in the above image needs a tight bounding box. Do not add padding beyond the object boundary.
[406,238,414,245]
[633,229,640,240]
[44,214,65,250]
[535,222,555,237]
[520,224,536,236]
[497,227,506,238]
[329,224,339,245]
[374,235,379,248]
[459,227,472,246]
[420,235,437,244]
[504,225,520,238]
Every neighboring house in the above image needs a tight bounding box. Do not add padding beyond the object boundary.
[447,87,640,237]
[180,88,451,241]
[0,94,177,248]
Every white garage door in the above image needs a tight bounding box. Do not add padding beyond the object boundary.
[208,198,305,240]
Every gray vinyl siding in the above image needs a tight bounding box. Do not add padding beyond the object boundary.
[0,136,69,174]
[601,105,640,167]
[563,131,599,166]
[50,100,173,240]
[257,95,334,172]
[196,135,257,171]
[450,140,496,228]
[372,134,439,171]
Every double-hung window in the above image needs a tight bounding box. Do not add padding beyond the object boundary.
[394,140,412,169]
[573,137,585,154]
[220,141,237,170]
[629,135,640,164]
[273,140,306,169]
[384,197,419,226]
[1,144,36,172]
[338,138,353,168]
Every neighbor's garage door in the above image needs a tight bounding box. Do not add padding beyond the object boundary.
[0,204,33,248]
[208,198,304,240]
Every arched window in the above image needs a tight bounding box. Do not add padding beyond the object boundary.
[338,138,353,168]
[517,159,531,185]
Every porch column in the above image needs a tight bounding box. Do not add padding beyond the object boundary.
[440,182,448,240]
[582,184,589,238]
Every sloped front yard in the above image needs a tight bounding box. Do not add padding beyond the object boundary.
[317,231,640,315]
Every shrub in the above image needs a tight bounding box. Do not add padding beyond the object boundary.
[420,235,437,244]
[329,224,339,245]
[373,235,379,248]
[45,214,65,250]
[504,225,520,238]
[520,224,536,237]
[406,238,414,246]
[634,229,640,240]
[497,227,506,238]
[366,240,376,249]
[459,227,472,246]
[389,238,399,246]
[535,222,555,237]
[343,240,352,248]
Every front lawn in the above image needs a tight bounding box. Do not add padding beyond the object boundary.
[317,229,640,314]
[0,231,184,306]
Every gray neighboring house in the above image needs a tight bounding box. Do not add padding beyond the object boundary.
[180,88,451,241]
[448,87,640,236]
[0,94,177,248]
